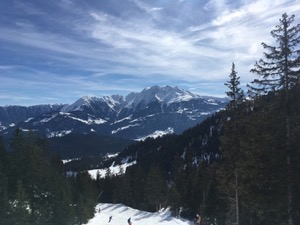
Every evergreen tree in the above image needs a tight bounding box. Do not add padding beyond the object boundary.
[3,129,97,225]
[72,171,97,223]
[225,62,244,111]
[144,165,168,211]
[217,63,245,225]
[0,137,8,224]
[128,166,145,209]
[168,186,181,217]
[249,13,300,225]
[0,163,8,225]
[238,101,288,224]
[10,179,31,225]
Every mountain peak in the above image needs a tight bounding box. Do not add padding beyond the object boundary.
[124,85,199,109]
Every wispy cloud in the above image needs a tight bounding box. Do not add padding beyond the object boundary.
[0,0,300,105]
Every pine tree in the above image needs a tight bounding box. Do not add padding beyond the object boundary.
[0,163,8,225]
[168,186,181,217]
[217,63,244,225]
[10,179,31,225]
[238,101,288,224]
[225,62,244,112]
[0,137,8,224]
[144,165,168,211]
[249,13,300,225]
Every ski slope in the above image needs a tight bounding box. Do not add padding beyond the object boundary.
[83,203,194,225]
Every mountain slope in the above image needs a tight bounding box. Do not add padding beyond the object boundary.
[108,112,223,172]
[84,203,193,225]
[0,104,65,131]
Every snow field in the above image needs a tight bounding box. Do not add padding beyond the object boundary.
[83,203,194,225]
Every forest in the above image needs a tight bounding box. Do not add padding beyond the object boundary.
[0,13,300,225]
[0,128,98,225]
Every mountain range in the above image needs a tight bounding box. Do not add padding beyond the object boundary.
[0,86,228,157]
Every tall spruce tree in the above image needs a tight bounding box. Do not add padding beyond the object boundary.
[225,63,244,112]
[249,13,300,225]
[218,63,244,225]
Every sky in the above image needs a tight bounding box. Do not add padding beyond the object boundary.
[1,0,300,106]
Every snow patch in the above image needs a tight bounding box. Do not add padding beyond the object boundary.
[135,127,174,141]
[111,115,132,125]
[24,117,34,123]
[88,159,136,179]
[40,114,57,123]
[111,124,140,134]
[47,130,72,138]
[67,115,106,125]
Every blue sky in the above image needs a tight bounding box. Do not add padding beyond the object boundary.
[1,0,300,106]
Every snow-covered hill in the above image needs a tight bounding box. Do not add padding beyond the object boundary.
[84,203,193,225]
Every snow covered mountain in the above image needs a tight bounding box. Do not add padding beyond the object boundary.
[0,104,65,132]
[0,86,228,140]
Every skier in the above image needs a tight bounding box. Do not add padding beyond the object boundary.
[196,214,201,225]
[127,217,132,225]
[108,216,112,223]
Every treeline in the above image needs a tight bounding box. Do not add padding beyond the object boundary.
[96,13,300,225]
[0,129,97,225]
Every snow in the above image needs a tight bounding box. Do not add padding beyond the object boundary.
[135,127,174,141]
[111,115,132,125]
[62,158,80,164]
[83,203,193,225]
[88,159,136,179]
[47,130,72,138]
[123,85,200,109]
[67,115,106,125]
[24,117,34,122]
[40,114,57,123]
[111,124,140,134]
[94,118,107,124]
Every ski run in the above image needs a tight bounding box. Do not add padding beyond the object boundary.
[83,203,194,225]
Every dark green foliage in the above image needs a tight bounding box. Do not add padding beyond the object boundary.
[144,165,168,211]
[48,133,134,158]
[217,62,246,225]
[249,13,300,95]
[225,62,244,110]
[0,130,97,225]
[10,179,31,225]
[70,171,97,224]
[247,13,300,225]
